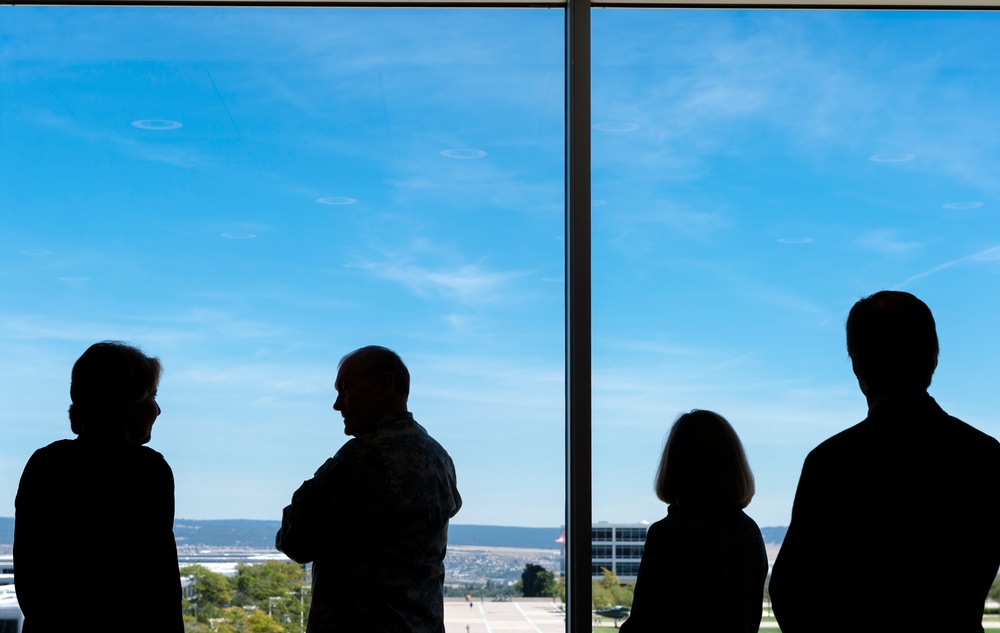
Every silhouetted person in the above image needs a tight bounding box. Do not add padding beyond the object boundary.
[276,346,461,632]
[770,290,1000,632]
[14,341,182,633]
[620,410,767,633]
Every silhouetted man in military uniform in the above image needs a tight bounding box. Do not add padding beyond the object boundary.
[277,346,462,632]
[771,291,1000,632]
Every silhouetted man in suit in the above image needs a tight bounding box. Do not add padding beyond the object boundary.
[770,291,1000,632]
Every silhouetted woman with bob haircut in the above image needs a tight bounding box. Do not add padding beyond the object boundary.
[620,410,767,633]
[14,341,183,633]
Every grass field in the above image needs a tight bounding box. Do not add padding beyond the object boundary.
[591,619,782,631]
[591,615,1000,631]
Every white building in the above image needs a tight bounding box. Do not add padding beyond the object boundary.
[591,522,649,583]
[0,585,22,633]
[0,556,14,588]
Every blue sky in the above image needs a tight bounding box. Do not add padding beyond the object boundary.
[2,7,999,530]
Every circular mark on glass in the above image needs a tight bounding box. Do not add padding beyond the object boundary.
[221,233,257,239]
[778,237,815,244]
[592,122,640,133]
[592,199,608,207]
[868,153,916,163]
[317,197,358,205]
[942,201,984,210]
[131,119,183,131]
[440,149,488,159]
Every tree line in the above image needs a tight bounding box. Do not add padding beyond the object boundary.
[181,561,311,633]
[446,564,635,609]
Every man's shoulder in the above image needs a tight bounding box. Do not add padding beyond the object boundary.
[939,412,1000,467]
[320,437,373,472]
[373,418,453,455]
[940,410,1000,443]
[327,420,453,467]
[804,419,868,463]
[806,398,1000,466]
[28,438,75,458]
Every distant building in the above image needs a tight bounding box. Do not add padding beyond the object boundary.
[591,522,648,583]
[0,556,13,587]
[0,550,298,627]
[0,584,22,633]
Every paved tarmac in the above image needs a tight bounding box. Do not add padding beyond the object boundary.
[445,598,567,633]
[445,599,1000,632]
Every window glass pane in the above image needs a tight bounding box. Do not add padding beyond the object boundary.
[1,2,564,599]
[592,7,1000,551]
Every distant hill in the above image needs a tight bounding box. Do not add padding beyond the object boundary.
[174,520,565,550]
[760,526,786,544]
[0,517,787,548]
[448,524,563,549]
[174,519,281,548]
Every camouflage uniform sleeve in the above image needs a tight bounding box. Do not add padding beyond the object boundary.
[276,441,373,563]
[276,477,320,563]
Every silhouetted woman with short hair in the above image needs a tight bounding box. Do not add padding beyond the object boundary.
[620,410,767,633]
[14,341,183,633]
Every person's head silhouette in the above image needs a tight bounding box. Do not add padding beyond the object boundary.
[333,345,409,437]
[846,290,938,402]
[68,341,162,444]
[654,409,755,510]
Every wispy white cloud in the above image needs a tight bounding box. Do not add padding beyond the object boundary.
[894,245,1000,289]
[26,107,212,170]
[345,238,533,306]
[589,354,862,526]
[357,260,527,305]
[0,308,291,349]
[856,230,926,255]
[637,204,732,238]
[595,13,1000,200]
[609,338,711,358]
[698,262,832,318]
[598,201,732,259]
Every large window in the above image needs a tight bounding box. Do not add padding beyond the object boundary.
[4,4,1000,632]
[591,8,1000,536]
[0,5,564,531]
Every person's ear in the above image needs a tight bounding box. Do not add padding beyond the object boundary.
[377,371,395,399]
[851,361,867,394]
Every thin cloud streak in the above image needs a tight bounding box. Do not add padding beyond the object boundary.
[856,230,927,255]
[894,245,1000,289]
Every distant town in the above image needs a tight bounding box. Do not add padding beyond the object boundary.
[1,518,570,585]
[0,517,787,587]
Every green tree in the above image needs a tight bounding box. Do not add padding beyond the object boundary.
[555,575,566,604]
[987,574,1000,614]
[614,582,635,609]
[520,564,557,597]
[213,606,285,633]
[181,564,235,621]
[592,582,614,610]
[234,561,307,605]
[592,567,634,609]
[183,614,211,633]
[226,561,310,633]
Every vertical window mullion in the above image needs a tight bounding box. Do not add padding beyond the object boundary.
[565,0,592,630]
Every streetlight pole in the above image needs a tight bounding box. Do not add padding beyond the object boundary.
[299,585,311,630]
